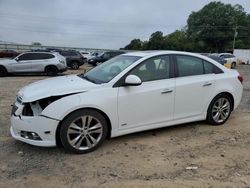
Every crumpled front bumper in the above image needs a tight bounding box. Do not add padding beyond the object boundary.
[10,114,59,147]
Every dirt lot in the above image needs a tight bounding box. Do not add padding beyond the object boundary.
[0,65,250,188]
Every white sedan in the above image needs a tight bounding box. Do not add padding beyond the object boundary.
[10,51,243,153]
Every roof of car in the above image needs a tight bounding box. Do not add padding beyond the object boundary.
[219,53,233,55]
[123,50,205,58]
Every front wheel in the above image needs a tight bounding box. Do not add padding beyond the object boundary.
[0,66,8,77]
[206,94,232,125]
[60,109,108,154]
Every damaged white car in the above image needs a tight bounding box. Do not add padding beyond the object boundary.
[11,51,243,154]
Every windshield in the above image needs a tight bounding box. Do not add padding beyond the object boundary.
[79,55,141,84]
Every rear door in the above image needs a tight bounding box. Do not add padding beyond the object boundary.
[30,53,55,72]
[174,55,216,120]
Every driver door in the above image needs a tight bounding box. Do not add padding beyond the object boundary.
[117,55,175,130]
[12,53,33,72]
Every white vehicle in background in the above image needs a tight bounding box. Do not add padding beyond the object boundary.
[234,49,250,65]
[218,53,238,69]
[0,52,67,76]
[79,51,93,61]
[10,51,243,154]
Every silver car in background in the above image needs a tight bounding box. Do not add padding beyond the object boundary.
[0,52,67,76]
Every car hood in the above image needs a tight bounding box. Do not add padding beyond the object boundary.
[0,59,13,65]
[18,75,98,103]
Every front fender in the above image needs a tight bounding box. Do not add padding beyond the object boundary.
[41,88,119,132]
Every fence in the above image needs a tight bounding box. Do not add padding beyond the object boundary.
[0,43,113,53]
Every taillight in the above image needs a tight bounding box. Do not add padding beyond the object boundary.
[238,75,243,84]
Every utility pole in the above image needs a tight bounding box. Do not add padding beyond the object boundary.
[233,26,238,52]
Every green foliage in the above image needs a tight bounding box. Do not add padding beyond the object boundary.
[187,2,250,51]
[123,1,250,52]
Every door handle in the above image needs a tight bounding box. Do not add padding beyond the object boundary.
[161,89,173,94]
[203,82,212,87]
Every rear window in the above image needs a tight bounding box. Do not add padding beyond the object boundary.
[60,51,78,56]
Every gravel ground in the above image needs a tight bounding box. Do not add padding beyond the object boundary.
[0,65,250,188]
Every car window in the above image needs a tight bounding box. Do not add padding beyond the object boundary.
[204,60,223,74]
[103,53,111,59]
[129,55,170,82]
[18,53,34,61]
[60,51,77,56]
[40,53,55,59]
[83,55,141,84]
[176,55,203,77]
[18,53,54,61]
[204,61,215,74]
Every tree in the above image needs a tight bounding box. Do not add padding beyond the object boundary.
[146,31,165,50]
[164,30,193,51]
[123,39,143,50]
[123,2,250,52]
[187,2,250,52]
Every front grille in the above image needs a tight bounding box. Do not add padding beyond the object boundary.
[11,104,18,116]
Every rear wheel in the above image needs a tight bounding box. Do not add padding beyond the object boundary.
[206,94,232,125]
[60,109,108,154]
[71,61,79,70]
[45,66,58,76]
[0,66,8,77]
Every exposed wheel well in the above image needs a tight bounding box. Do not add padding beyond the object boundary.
[0,65,8,72]
[70,61,80,65]
[55,108,112,146]
[45,65,58,72]
[209,92,234,112]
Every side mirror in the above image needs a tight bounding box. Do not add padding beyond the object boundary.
[124,75,142,86]
[15,57,19,61]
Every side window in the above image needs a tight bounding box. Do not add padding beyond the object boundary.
[41,53,54,59]
[204,61,214,74]
[103,53,111,59]
[130,55,170,82]
[18,53,32,61]
[176,55,203,77]
[32,53,44,60]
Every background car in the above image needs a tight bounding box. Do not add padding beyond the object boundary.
[79,51,93,61]
[206,54,226,65]
[218,53,238,69]
[88,51,125,66]
[0,52,67,76]
[0,50,19,58]
[58,50,87,70]
[10,51,243,154]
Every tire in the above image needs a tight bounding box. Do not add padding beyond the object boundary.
[71,61,79,70]
[206,94,232,126]
[60,109,108,154]
[231,62,236,69]
[0,66,8,77]
[45,66,58,76]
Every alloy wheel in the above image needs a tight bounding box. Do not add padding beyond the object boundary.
[66,115,103,150]
[212,97,231,123]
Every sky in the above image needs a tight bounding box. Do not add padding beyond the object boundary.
[0,0,249,49]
